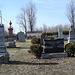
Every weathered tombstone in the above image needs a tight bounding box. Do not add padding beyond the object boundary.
[58,28,63,39]
[0,24,9,63]
[44,39,64,53]
[0,11,9,63]
[17,31,25,42]
[68,24,75,43]
[41,39,68,59]
[7,21,16,48]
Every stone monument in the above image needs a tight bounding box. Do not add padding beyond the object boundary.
[41,39,68,59]
[44,39,64,53]
[17,31,25,42]
[8,21,13,41]
[7,21,16,48]
[0,11,9,63]
[68,24,75,43]
[58,28,63,39]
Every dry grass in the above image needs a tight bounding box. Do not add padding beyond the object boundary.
[0,40,75,75]
[64,41,68,46]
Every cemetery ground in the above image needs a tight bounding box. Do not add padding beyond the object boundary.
[0,40,75,75]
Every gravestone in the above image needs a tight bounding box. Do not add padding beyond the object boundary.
[0,24,9,63]
[17,31,25,42]
[7,21,16,48]
[44,39,64,53]
[58,28,63,39]
[68,24,75,43]
[41,39,68,59]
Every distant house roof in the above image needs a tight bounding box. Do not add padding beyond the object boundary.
[27,31,42,33]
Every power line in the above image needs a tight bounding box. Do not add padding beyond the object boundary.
[2,17,9,24]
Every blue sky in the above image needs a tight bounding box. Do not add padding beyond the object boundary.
[0,0,72,33]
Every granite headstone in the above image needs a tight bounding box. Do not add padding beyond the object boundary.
[42,39,68,59]
[0,24,9,63]
[44,39,64,53]
[58,28,63,39]
[17,31,25,42]
[68,25,75,43]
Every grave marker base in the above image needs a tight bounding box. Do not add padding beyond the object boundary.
[41,52,68,59]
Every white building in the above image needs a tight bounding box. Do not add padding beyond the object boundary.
[27,31,42,39]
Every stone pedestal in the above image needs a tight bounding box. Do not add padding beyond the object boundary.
[0,25,9,63]
[7,41,16,48]
[41,52,68,59]
[68,28,75,43]
[7,21,16,48]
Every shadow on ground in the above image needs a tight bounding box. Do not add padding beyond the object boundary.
[20,47,29,49]
[6,61,59,65]
[7,47,29,49]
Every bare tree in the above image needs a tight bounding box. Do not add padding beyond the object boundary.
[26,2,37,32]
[63,24,70,31]
[41,24,70,33]
[16,7,27,36]
[66,0,75,27]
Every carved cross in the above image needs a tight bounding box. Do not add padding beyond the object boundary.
[9,21,12,26]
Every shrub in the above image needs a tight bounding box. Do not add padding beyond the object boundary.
[45,36,54,40]
[43,33,53,36]
[31,37,40,44]
[53,32,58,35]
[63,31,69,35]
[65,43,75,57]
[29,44,43,58]
[43,32,58,36]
